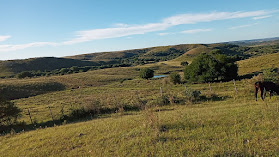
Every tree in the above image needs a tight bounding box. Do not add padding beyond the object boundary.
[169,72,181,84]
[59,68,69,74]
[70,66,79,72]
[139,68,154,79]
[181,61,189,66]
[17,71,34,79]
[184,52,238,82]
[0,97,21,126]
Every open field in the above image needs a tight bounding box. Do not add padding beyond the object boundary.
[1,51,279,156]
[1,78,279,156]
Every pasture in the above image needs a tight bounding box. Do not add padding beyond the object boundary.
[1,52,279,156]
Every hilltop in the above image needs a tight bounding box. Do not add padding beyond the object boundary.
[1,38,279,78]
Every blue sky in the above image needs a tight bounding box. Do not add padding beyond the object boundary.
[0,0,279,60]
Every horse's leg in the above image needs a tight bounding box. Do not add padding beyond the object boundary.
[264,88,267,100]
[255,86,258,101]
[260,88,264,101]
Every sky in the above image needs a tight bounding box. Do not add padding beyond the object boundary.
[0,0,279,60]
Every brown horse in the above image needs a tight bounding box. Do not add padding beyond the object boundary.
[255,81,279,101]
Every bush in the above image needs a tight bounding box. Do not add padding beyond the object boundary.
[0,97,21,126]
[139,68,154,79]
[17,71,34,79]
[181,61,189,66]
[70,66,80,72]
[262,68,279,83]
[59,68,69,74]
[169,72,181,84]
[156,95,170,106]
[184,88,201,103]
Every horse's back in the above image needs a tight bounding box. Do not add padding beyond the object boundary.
[262,81,277,91]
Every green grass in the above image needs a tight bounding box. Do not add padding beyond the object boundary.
[1,79,279,156]
[237,52,279,76]
[2,52,279,156]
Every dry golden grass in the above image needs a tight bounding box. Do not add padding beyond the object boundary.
[237,53,279,75]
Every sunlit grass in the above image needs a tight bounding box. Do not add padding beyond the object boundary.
[2,53,279,156]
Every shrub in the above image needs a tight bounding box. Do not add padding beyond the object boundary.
[169,72,181,85]
[184,88,201,103]
[156,95,170,106]
[59,68,69,74]
[17,71,34,79]
[181,61,189,66]
[70,66,80,72]
[0,97,21,126]
[139,68,154,79]
[262,68,279,83]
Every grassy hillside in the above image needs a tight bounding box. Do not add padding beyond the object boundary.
[0,57,100,77]
[2,78,279,156]
[1,41,279,78]
[2,51,279,155]
[237,52,279,76]
[0,67,139,100]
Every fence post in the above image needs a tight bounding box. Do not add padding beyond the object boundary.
[233,79,238,94]
[61,105,65,117]
[48,106,55,125]
[70,103,73,110]
[209,82,212,95]
[160,87,163,96]
[27,108,33,125]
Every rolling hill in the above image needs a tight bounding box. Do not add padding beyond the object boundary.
[2,40,279,156]
[0,38,279,78]
[0,57,100,77]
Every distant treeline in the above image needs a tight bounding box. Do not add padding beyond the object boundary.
[4,64,131,79]
[1,43,279,79]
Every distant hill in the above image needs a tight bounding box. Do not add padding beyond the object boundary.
[1,37,279,78]
[0,57,100,77]
[66,43,246,63]
[224,37,279,46]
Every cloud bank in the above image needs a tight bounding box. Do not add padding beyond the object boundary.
[0,10,273,52]
[0,35,11,42]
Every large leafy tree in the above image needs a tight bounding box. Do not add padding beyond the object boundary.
[0,97,21,126]
[184,51,238,82]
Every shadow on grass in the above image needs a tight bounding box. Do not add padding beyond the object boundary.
[0,82,66,100]
[199,95,231,102]
[238,71,261,80]
[0,105,141,136]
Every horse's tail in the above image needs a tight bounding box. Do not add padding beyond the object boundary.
[275,84,279,95]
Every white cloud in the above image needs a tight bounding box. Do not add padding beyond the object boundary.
[163,10,269,25]
[181,29,212,34]
[229,23,258,30]
[0,42,57,52]
[0,10,274,52]
[63,23,170,45]
[64,10,270,44]
[113,23,131,27]
[253,15,272,20]
[0,35,11,42]
[158,32,171,36]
